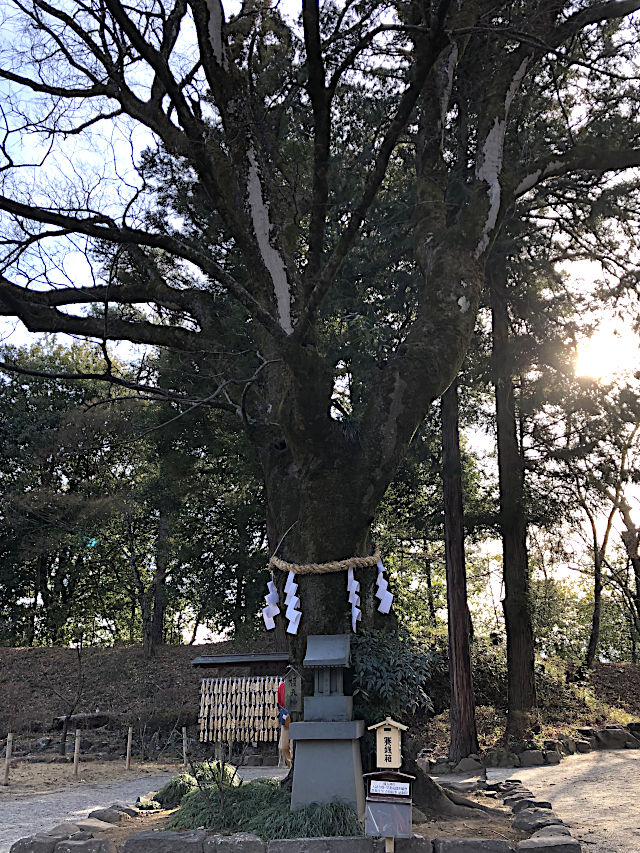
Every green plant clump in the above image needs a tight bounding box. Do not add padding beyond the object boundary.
[154,761,240,808]
[168,778,363,840]
[153,772,198,807]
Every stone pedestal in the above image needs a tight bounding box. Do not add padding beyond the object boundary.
[288,634,365,819]
[290,720,365,817]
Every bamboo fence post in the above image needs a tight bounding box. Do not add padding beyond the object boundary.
[125,726,133,770]
[73,729,81,778]
[182,726,188,770]
[2,733,13,786]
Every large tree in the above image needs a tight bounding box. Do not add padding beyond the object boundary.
[1,0,640,657]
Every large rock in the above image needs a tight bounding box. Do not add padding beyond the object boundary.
[10,837,57,853]
[529,828,571,839]
[87,808,130,825]
[513,808,564,834]
[594,726,639,750]
[205,834,265,852]
[577,727,595,738]
[483,749,519,768]
[124,830,207,853]
[574,740,592,753]
[519,751,544,767]
[266,839,373,853]
[556,736,576,756]
[54,843,116,853]
[433,841,512,852]
[453,756,484,774]
[515,839,581,852]
[71,820,114,834]
[544,751,562,765]
[109,803,139,817]
[46,827,83,840]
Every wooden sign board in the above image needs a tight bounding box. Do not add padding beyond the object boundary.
[368,717,407,770]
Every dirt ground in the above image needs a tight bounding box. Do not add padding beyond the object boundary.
[0,759,184,800]
[414,794,526,844]
[489,750,640,853]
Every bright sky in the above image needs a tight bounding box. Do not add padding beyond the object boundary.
[575,318,639,381]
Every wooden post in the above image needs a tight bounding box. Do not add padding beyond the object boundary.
[126,726,133,770]
[2,733,13,786]
[182,726,188,770]
[73,729,81,778]
[385,838,394,853]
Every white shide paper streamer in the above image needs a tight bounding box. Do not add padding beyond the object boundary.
[375,558,393,614]
[284,570,302,634]
[347,567,362,633]
[262,577,280,630]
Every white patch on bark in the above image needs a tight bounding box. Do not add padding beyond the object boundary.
[474,58,530,259]
[474,117,505,259]
[516,169,542,195]
[205,0,227,68]
[438,44,459,144]
[505,57,530,113]
[458,295,470,313]
[247,148,292,334]
[516,159,565,195]
[544,160,565,176]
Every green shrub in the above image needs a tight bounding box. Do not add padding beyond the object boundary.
[351,628,441,725]
[154,761,240,808]
[154,772,197,807]
[168,778,363,840]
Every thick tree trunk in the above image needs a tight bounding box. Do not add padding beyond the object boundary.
[441,381,478,763]
[259,437,390,667]
[490,257,538,740]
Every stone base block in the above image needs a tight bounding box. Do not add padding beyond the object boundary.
[290,736,364,818]
[123,830,207,853]
[433,841,513,852]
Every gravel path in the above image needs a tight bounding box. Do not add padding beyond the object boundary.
[487,751,640,853]
[0,773,173,853]
[0,765,288,853]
